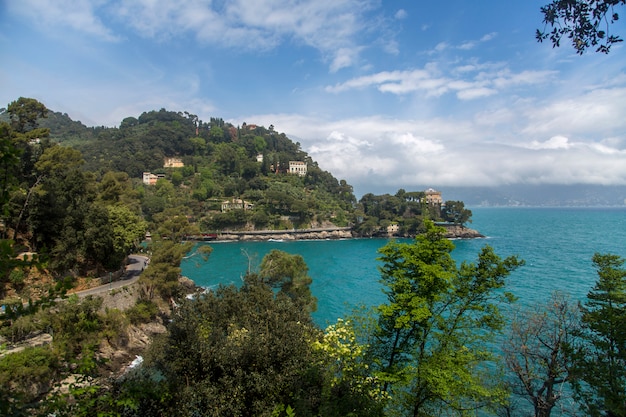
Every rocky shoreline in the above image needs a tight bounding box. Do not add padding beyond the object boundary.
[440,224,485,239]
[209,224,484,242]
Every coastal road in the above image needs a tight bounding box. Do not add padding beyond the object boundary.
[73,254,149,298]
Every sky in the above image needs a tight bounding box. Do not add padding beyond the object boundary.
[1,0,625,197]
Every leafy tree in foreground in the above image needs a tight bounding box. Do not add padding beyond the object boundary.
[503,292,580,417]
[537,0,625,54]
[372,220,523,416]
[571,253,626,417]
[259,249,318,313]
[139,240,192,300]
[144,280,321,417]
[107,204,147,257]
[313,318,386,416]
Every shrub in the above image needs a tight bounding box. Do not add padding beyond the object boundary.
[126,299,159,325]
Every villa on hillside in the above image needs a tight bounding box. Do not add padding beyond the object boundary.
[221,198,254,212]
[142,172,166,185]
[164,157,184,168]
[387,223,399,235]
[288,161,307,177]
[423,188,443,206]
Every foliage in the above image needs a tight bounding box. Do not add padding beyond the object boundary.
[107,204,147,256]
[371,220,523,416]
[259,249,318,312]
[126,298,159,325]
[0,346,60,416]
[503,292,580,417]
[537,0,625,53]
[571,253,626,417]
[356,189,454,237]
[7,97,48,134]
[441,200,472,226]
[0,294,132,416]
[49,296,104,370]
[144,280,321,417]
[139,240,192,299]
[0,100,49,295]
[312,318,387,416]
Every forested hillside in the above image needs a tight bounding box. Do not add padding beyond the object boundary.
[35,107,359,229]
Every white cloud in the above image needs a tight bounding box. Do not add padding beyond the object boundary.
[330,48,362,73]
[480,32,497,42]
[527,135,572,150]
[7,0,119,41]
[8,0,387,72]
[325,63,556,100]
[458,41,476,50]
[522,87,626,136]
[114,0,388,71]
[456,87,497,100]
[431,32,498,53]
[491,70,557,89]
[394,9,408,20]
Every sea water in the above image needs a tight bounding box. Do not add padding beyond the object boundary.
[181,207,626,327]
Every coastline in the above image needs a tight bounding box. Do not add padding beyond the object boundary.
[187,224,484,242]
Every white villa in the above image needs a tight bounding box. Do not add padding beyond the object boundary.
[288,161,307,177]
[142,172,166,185]
[221,198,254,212]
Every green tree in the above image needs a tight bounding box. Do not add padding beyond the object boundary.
[83,203,116,270]
[0,122,21,219]
[209,125,225,143]
[153,208,198,243]
[253,135,267,153]
[537,0,625,53]
[139,240,192,300]
[0,346,60,416]
[97,171,138,208]
[313,318,387,416]
[107,204,146,256]
[503,292,580,417]
[6,97,48,134]
[442,200,472,226]
[144,279,321,417]
[259,249,317,313]
[0,120,30,291]
[372,220,523,416]
[28,146,95,270]
[571,253,626,417]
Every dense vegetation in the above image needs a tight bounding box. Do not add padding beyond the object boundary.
[1,98,625,416]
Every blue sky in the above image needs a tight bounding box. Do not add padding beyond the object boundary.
[1,0,625,196]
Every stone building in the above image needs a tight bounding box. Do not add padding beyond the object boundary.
[424,188,443,205]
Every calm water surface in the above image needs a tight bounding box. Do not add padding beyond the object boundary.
[181,207,626,326]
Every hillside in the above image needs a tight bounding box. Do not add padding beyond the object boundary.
[42,109,358,230]
[24,106,471,237]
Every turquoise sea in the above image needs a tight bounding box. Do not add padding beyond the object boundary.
[181,207,626,327]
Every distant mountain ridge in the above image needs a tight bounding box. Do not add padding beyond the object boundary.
[441,184,626,207]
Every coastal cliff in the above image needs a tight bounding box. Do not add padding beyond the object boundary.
[217,228,353,241]
[441,224,485,239]
[208,224,483,241]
